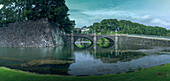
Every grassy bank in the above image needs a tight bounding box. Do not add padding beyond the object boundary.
[0,64,170,81]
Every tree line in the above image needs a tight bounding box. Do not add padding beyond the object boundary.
[0,0,75,33]
[88,19,169,36]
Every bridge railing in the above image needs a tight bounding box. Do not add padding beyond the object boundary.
[128,34,170,39]
[73,34,94,35]
[61,33,129,36]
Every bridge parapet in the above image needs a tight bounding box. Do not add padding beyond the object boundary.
[127,35,170,41]
[62,34,124,45]
[62,34,170,47]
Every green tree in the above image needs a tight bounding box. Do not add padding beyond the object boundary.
[88,19,168,36]
[0,0,75,33]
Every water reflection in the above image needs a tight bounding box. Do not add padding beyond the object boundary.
[74,43,93,49]
[0,43,170,75]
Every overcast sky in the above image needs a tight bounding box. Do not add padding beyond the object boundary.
[66,0,170,29]
[1,1,170,29]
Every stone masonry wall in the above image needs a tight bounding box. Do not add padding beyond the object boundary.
[0,18,64,47]
[118,36,170,47]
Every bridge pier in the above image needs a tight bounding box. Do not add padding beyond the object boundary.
[93,44,97,55]
[71,34,74,44]
[71,43,74,53]
[93,33,97,44]
[115,33,118,51]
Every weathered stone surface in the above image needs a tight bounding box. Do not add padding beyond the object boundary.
[63,34,170,47]
[118,36,170,47]
[0,18,64,47]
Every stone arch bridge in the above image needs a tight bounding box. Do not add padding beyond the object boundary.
[71,34,117,45]
[62,34,170,47]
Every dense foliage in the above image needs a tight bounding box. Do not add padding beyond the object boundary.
[166,30,170,36]
[88,19,168,36]
[0,0,75,33]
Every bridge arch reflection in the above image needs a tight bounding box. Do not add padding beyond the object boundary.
[74,37,93,49]
[97,37,115,48]
[74,42,115,50]
[74,43,93,50]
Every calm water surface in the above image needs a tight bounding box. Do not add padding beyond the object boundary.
[0,44,170,76]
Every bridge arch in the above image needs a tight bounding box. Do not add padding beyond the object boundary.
[74,36,94,44]
[74,36,94,50]
[97,37,115,48]
[72,34,116,46]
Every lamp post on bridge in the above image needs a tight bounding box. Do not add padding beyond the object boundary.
[115,29,118,35]
[93,30,96,35]
[71,30,74,44]
[93,29,97,51]
[115,28,118,53]
[111,31,114,36]
[93,29,97,46]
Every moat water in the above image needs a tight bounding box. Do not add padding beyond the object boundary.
[0,43,170,76]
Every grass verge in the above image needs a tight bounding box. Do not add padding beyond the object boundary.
[0,63,170,81]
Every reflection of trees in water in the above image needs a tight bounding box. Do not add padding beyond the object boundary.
[90,51,146,63]
[97,42,114,48]
[97,38,115,48]
[20,62,71,75]
[0,46,74,60]
[55,45,74,60]
[75,43,92,49]
[118,43,154,50]
[74,42,114,51]
[0,46,75,75]
[74,42,152,62]
[74,41,154,52]
[74,42,156,64]
[74,38,93,50]
[0,43,164,75]
[0,58,73,75]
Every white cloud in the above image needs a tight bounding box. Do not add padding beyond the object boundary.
[132,15,170,28]
[135,15,151,21]
[151,19,170,26]
[0,5,3,9]
[70,8,170,29]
